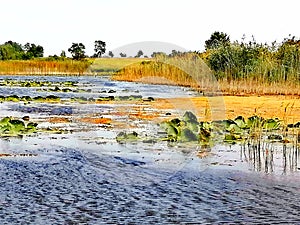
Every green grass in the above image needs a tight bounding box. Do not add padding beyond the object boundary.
[89,58,147,74]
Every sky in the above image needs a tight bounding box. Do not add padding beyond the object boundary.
[0,0,299,57]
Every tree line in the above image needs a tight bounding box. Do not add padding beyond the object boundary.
[0,40,107,61]
[199,31,300,83]
[1,33,300,85]
[0,41,44,60]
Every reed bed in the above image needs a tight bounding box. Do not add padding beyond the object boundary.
[113,54,218,92]
[112,53,300,96]
[0,60,92,75]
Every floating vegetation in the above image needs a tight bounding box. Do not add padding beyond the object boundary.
[0,95,62,103]
[116,111,300,148]
[116,131,139,143]
[0,116,38,137]
[0,94,153,104]
[0,79,78,87]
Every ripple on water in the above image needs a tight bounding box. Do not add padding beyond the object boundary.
[0,147,299,224]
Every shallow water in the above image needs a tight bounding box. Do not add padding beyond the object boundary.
[0,75,299,224]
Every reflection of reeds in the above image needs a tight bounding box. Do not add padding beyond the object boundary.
[241,142,299,174]
[241,105,299,174]
[242,129,299,174]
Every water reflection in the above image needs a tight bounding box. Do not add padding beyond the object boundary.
[241,142,299,174]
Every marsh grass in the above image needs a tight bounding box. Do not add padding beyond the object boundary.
[0,58,146,76]
[0,59,92,75]
[113,53,300,96]
[240,103,300,173]
[113,54,217,93]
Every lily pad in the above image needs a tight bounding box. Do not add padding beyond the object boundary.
[234,116,247,129]
[116,131,139,142]
[263,118,280,130]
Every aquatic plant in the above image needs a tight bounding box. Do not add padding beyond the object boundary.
[0,116,38,136]
[116,131,139,143]
[160,111,288,146]
[0,79,78,88]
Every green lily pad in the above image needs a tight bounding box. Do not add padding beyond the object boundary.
[227,123,243,134]
[247,115,264,128]
[180,128,198,142]
[264,118,280,130]
[234,116,247,129]
[45,95,60,102]
[116,131,139,142]
[5,95,20,102]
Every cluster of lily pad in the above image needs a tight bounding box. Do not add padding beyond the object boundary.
[0,116,38,137]
[117,111,300,145]
[0,94,154,104]
[0,95,61,103]
[0,79,78,87]
[70,95,154,103]
[38,86,92,93]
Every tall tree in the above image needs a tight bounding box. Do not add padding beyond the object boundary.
[68,43,86,60]
[1,41,24,60]
[4,41,23,53]
[60,50,66,58]
[0,44,16,60]
[23,43,44,59]
[205,31,230,50]
[94,40,106,58]
[135,50,143,58]
[119,52,127,58]
[108,51,114,58]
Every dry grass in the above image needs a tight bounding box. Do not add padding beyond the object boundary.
[218,79,300,96]
[0,60,92,75]
[149,95,300,124]
[112,55,300,96]
[0,58,146,76]
[113,60,197,87]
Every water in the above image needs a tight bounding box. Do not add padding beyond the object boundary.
[0,75,299,224]
[0,149,299,224]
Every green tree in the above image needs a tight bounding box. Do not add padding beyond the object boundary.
[68,43,86,60]
[23,43,44,59]
[0,44,16,60]
[60,50,66,58]
[135,50,143,58]
[151,52,167,58]
[169,50,183,57]
[205,31,230,50]
[4,41,23,53]
[120,52,127,58]
[94,40,106,58]
[108,51,114,58]
[0,41,24,60]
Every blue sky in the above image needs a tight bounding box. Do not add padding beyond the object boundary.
[0,0,299,56]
